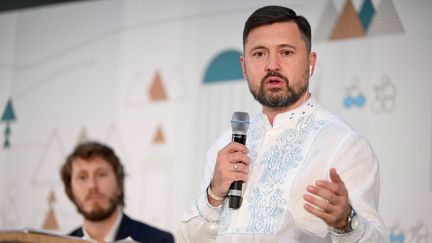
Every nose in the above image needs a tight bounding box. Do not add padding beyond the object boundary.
[87,176,98,189]
[266,52,281,72]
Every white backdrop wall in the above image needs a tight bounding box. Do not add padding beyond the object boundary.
[0,0,431,242]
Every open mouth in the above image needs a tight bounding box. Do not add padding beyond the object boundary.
[265,77,286,88]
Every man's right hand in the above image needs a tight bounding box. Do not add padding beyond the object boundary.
[208,141,250,207]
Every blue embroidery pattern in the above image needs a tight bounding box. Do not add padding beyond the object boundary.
[248,115,265,141]
[246,186,287,233]
[219,110,326,235]
[219,116,263,233]
[219,206,235,232]
[246,116,265,166]
[245,114,324,234]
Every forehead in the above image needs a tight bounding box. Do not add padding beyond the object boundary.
[245,21,305,50]
[71,156,113,173]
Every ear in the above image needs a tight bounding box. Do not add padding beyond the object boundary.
[240,55,248,80]
[308,52,317,76]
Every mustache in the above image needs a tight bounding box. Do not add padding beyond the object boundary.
[261,71,289,84]
[85,191,106,200]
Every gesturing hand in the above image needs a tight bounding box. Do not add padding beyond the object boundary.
[208,142,249,207]
[303,168,351,229]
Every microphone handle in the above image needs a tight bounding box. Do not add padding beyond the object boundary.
[232,134,246,145]
[229,134,246,209]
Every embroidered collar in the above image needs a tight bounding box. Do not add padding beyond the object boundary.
[256,97,318,130]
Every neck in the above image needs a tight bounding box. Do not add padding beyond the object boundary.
[83,207,121,243]
[263,92,310,126]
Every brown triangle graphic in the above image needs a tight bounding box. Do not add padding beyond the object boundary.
[149,71,167,101]
[330,0,365,40]
[153,126,165,144]
[48,190,56,205]
[42,207,59,230]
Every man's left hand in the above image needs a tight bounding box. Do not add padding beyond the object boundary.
[303,168,351,229]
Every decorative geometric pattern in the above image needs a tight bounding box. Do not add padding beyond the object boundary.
[1,98,17,149]
[359,0,375,31]
[103,123,129,166]
[371,75,397,113]
[149,70,168,101]
[330,0,365,40]
[367,0,405,36]
[153,126,166,144]
[0,184,21,227]
[316,0,404,41]
[203,50,243,84]
[388,220,430,242]
[41,191,59,230]
[314,0,338,42]
[31,129,65,186]
[343,78,366,109]
[77,127,89,145]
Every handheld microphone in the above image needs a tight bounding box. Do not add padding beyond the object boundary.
[228,111,250,209]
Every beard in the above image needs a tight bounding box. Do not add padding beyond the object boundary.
[249,70,308,108]
[74,193,120,222]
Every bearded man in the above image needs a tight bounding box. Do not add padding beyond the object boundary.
[61,141,174,243]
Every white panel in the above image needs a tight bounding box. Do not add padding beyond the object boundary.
[0,0,431,240]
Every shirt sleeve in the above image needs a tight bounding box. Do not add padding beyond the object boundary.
[177,130,231,243]
[328,131,389,243]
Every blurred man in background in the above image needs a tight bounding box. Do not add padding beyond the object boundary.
[61,141,174,243]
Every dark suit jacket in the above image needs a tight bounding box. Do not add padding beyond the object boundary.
[69,213,175,243]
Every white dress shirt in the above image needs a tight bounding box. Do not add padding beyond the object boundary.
[179,97,389,243]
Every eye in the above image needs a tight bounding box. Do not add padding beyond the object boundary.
[97,171,108,178]
[281,50,293,56]
[76,174,87,181]
[252,50,266,58]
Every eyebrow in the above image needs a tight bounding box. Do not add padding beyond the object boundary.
[248,44,297,53]
[279,44,297,50]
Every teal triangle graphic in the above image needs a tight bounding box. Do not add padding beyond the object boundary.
[1,98,16,122]
[4,138,10,148]
[5,125,11,136]
[359,0,375,31]
[203,50,243,84]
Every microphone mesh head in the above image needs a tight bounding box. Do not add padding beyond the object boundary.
[231,112,250,135]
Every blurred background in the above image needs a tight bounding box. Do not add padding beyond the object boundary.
[0,0,431,241]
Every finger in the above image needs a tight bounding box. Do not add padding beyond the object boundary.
[233,173,248,182]
[226,152,250,166]
[303,202,334,222]
[225,162,249,179]
[304,202,342,227]
[221,141,249,154]
[303,193,336,213]
[211,170,248,194]
[228,166,249,182]
[230,162,248,174]
[307,185,339,204]
[315,180,341,195]
[329,168,343,184]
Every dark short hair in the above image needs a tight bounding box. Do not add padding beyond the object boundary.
[243,5,312,52]
[60,141,125,206]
